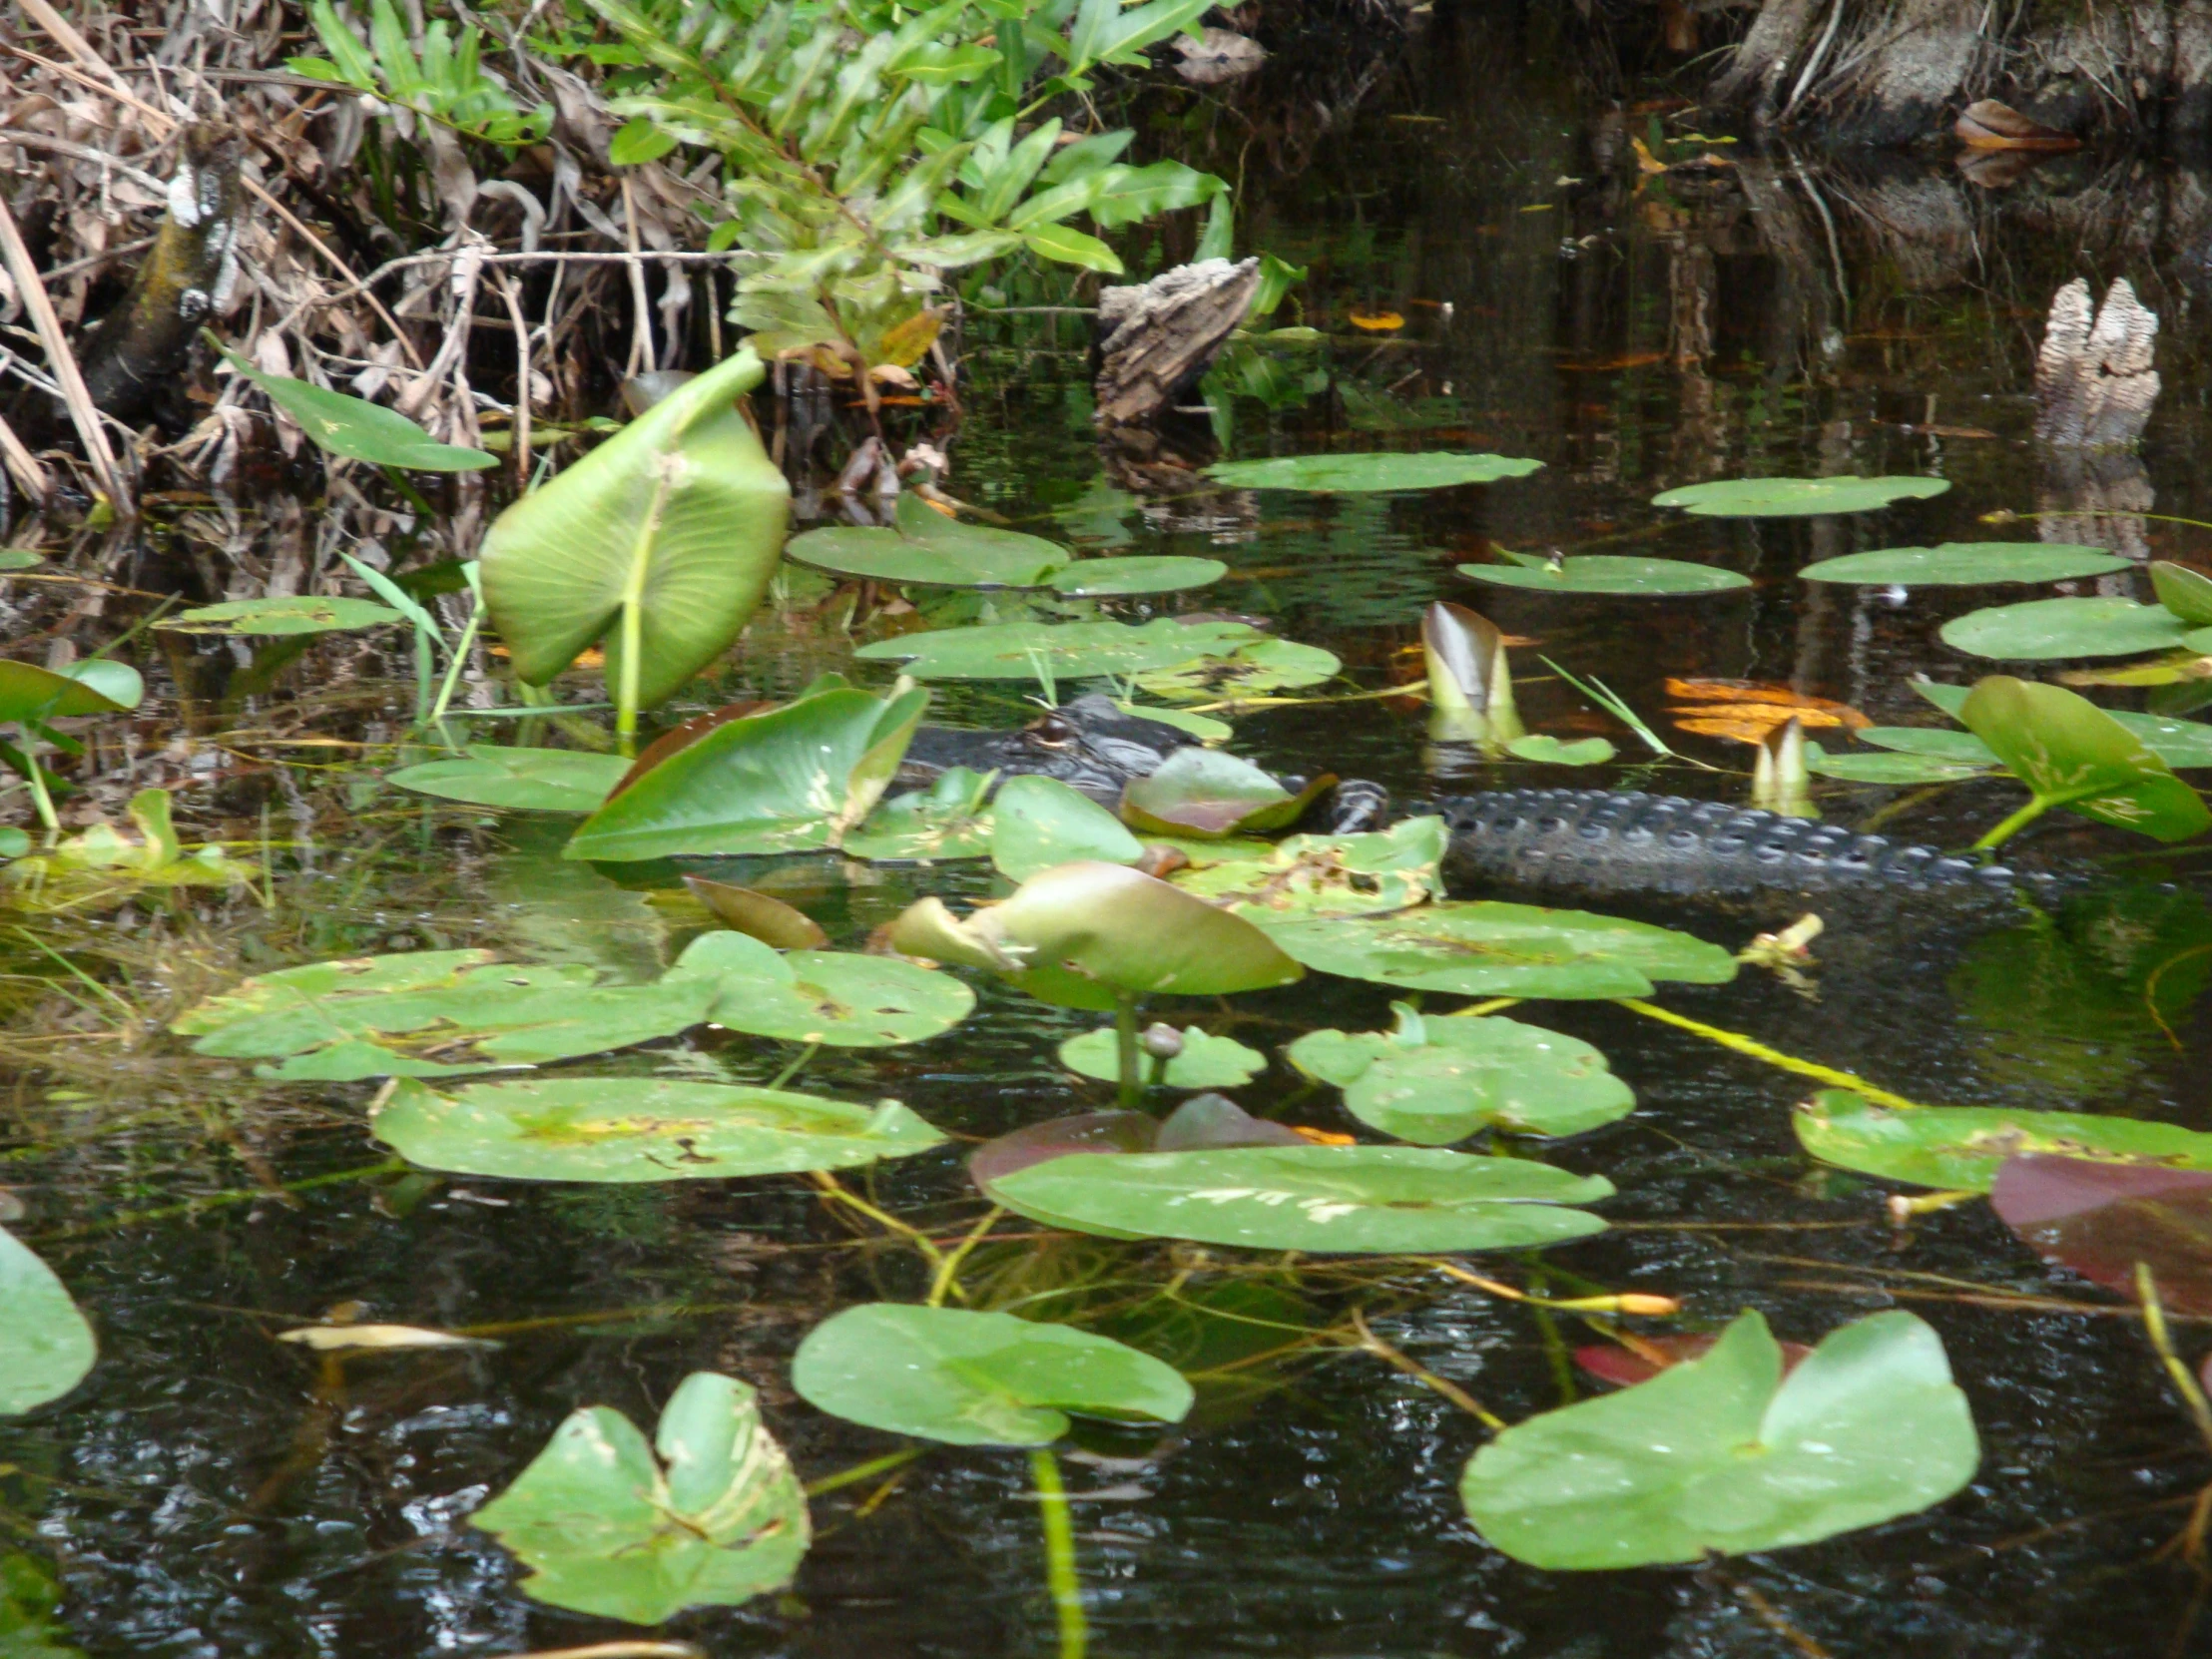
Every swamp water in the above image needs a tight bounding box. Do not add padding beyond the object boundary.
[7,11,2212,1656]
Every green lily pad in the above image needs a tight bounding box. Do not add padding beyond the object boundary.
[1859,727,2001,763]
[0,549,42,571]
[786,501,1070,588]
[1457,555,1750,595]
[566,680,928,860]
[1940,597,2192,660]
[1800,542,2128,585]
[0,1227,95,1414]
[1120,749,1334,838]
[170,948,719,1081]
[1258,900,1738,999]
[372,1077,945,1181]
[163,595,406,636]
[1459,1310,1977,1569]
[1046,556,1226,596]
[1807,752,1992,785]
[1506,735,1617,766]
[887,860,1305,1012]
[220,346,497,471]
[1206,452,1543,492]
[991,1144,1613,1252]
[386,747,629,814]
[1916,678,2212,769]
[1130,637,1342,701]
[672,930,974,1046]
[1960,676,2210,842]
[2152,561,2212,626]
[843,767,997,862]
[1113,700,1233,743]
[1058,1026,1267,1089]
[1795,1088,2212,1191]
[990,774,1144,879]
[857,618,1266,680]
[1652,476,1951,517]
[1287,1002,1635,1143]
[471,1372,808,1623]
[791,1304,1194,1446]
[681,876,830,949]
[1168,816,1448,919]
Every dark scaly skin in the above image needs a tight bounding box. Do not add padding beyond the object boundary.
[899,701,2016,898]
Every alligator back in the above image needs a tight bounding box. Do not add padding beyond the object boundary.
[1437,789,2023,901]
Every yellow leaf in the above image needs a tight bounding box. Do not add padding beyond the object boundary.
[875,309,944,369]
[1348,310,1404,331]
[277,1324,498,1352]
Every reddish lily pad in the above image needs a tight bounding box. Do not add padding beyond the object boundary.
[1991,1155,2212,1313]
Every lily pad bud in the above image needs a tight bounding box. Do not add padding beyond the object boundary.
[1141,1022,1185,1060]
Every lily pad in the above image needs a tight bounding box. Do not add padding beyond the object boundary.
[471,1372,809,1623]
[0,1227,95,1414]
[1801,542,2128,585]
[790,1303,1194,1446]
[1991,1156,2212,1313]
[1206,452,1543,492]
[1794,1088,2212,1191]
[1047,556,1226,596]
[386,747,630,814]
[1858,727,2001,764]
[1457,555,1750,595]
[969,1096,1302,1197]
[1940,597,2191,660]
[786,499,1069,588]
[672,930,974,1046]
[990,1144,1613,1252]
[566,680,928,860]
[1959,676,2210,842]
[372,1076,945,1181]
[171,948,719,1081]
[1652,476,1952,517]
[1258,900,1738,999]
[1916,677,2212,769]
[990,775,1144,880]
[1169,816,1448,919]
[1806,752,1991,785]
[1459,1310,1977,1569]
[1506,735,1617,766]
[1120,749,1334,838]
[164,595,406,636]
[1130,637,1342,701]
[1058,1026,1267,1089]
[843,767,996,862]
[1286,1002,1635,1143]
[857,618,1267,681]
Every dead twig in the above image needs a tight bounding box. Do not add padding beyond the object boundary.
[0,194,133,514]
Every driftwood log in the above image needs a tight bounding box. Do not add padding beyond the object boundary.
[2033,277,2160,560]
[79,125,244,421]
[1094,258,1259,428]
[2034,276,2158,449]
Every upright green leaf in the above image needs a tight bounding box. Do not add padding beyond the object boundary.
[1959,676,2210,843]
[480,349,792,728]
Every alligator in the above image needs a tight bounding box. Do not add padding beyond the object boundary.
[898,696,2025,899]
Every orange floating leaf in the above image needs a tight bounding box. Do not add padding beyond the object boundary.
[1348,310,1404,332]
[1663,678,1868,745]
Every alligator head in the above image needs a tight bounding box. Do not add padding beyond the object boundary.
[898,694,1203,802]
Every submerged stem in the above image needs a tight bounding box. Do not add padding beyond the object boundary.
[1615,998,1928,1111]
[1029,1446,1087,1659]
[2136,1265,2212,1457]
[1114,993,1142,1110]
[1970,796,2049,851]
[18,724,55,831]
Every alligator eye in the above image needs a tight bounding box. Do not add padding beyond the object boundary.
[1029,712,1077,748]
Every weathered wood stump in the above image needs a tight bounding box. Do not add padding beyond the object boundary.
[2034,276,2160,560]
[1094,258,1259,428]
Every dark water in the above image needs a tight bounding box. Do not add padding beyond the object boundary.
[7,7,2212,1656]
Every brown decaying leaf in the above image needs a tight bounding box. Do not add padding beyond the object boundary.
[681,876,830,949]
[1954,99,2079,153]
[1991,1155,2212,1315]
[1664,678,1869,744]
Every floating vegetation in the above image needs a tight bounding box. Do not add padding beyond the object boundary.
[1206,452,1544,492]
[1651,475,1952,516]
